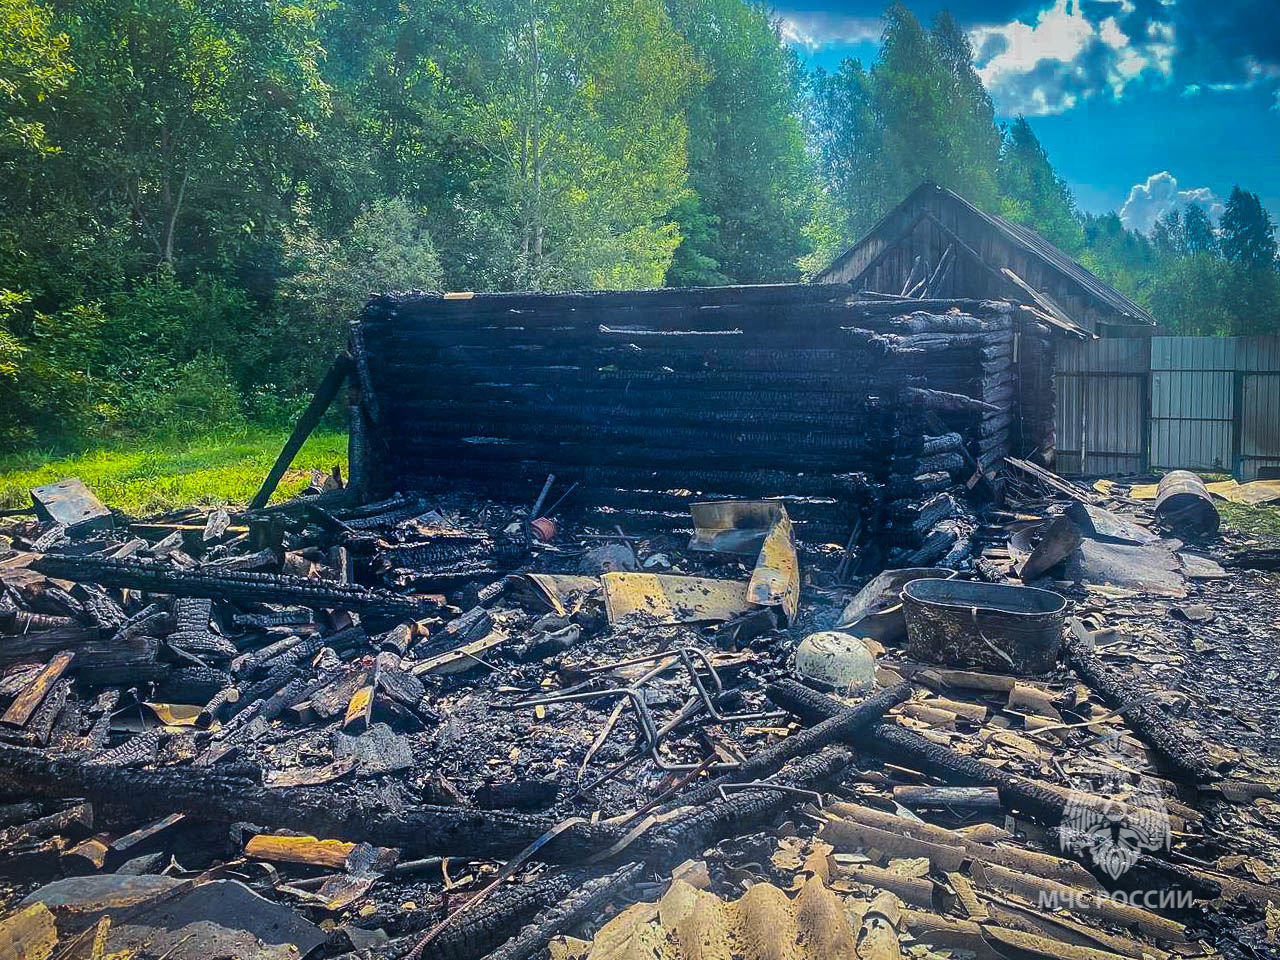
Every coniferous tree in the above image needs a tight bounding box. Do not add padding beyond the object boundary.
[1219,186,1277,269]
[665,0,814,284]
[1183,205,1217,255]
[996,117,1084,253]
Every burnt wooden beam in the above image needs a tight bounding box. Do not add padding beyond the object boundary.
[1062,632,1217,783]
[0,651,74,729]
[32,555,436,621]
[249,353,353,510]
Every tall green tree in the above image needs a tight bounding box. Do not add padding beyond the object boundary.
[0,0,71,155]
[808,56,885,251]
[1183,204,1217,255]
[1219,186,1277,269]
[928,10,998,207]
[47,0,332,272]
[664,0,813,285]
[997,116,1083,253]
[808,5,1007,265]
[448,0,700,290]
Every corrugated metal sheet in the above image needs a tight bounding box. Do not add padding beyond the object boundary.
[1241,372,1280,480]
[1056,335,1148,374]
[556,876,860,960]
[1150,367,1233,471]
[1053,338,1147,474]
[1055,335,1280,478]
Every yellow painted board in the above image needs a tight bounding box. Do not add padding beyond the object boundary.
[0,902,57,960]
[245,834,356,869]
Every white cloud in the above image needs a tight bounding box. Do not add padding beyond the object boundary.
[775,10,880,52]
[1119,171,1225,234]
[970,0,1175,116]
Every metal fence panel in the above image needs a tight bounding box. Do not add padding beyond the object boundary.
[1054,338,1147,474]
[1053,335,1280,478]
[1241,372,1280,479]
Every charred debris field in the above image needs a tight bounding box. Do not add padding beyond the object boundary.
[2,284,1280,960]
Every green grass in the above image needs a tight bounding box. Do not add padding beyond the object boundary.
[1218,500,1280,541]
[0,428,348,518]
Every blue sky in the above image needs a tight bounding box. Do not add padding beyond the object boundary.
[775,0,1280,232]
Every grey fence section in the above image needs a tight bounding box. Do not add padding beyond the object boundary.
[1054,338,1149,475]
[1055,335,1280,479]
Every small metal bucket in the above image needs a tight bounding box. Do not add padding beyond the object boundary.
[901,579,1066,674]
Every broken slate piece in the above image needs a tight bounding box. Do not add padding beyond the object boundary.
[332,722,413,776]
[105,879,324,960]
[30,478,111,536]
[579,542,637,574]
[1171,603,1215,623]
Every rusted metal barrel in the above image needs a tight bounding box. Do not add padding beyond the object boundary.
[901,579,1066,674]
[1154,470,1220,538]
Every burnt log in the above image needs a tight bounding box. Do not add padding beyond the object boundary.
[482,863,643,960]
[1062,633,1217,783]
[32,555,435,621]
[667,681,911,811]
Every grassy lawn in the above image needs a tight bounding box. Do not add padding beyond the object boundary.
[0,429,348,517]
[1218,500,1280,541]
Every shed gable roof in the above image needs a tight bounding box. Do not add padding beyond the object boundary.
[820,183,1157,327]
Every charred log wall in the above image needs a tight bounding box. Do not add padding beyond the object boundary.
[353,285,1024,548]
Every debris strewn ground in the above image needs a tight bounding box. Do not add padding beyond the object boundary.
[2,457,1279,960]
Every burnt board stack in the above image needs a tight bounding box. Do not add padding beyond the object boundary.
[352,285,1021,562]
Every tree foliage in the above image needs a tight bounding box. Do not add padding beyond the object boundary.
[997,116,1083,254]
[665,0,813,285]
[1219,186,1277,270]
[1,0,1278,451]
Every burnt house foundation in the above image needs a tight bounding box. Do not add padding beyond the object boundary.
[349,283,1056,567]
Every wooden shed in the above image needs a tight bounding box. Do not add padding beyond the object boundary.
[817,182,1157,338]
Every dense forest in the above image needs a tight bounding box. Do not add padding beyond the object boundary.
[2,0,1278,450]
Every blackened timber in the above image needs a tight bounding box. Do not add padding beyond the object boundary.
[1063,633,1217,783]
[383,400,873,433]
[665,682,911,811]
[249,353,353,510]
[32,555,437,620]
[423,871,585,960]
[384,438,882,474]
[371,282,854,320]
[0,742,605,859]
[389,462,868,500]
[481,864,643,960]
[0,742,849,864]
[385,420,884,459]
[766,680,1178,830]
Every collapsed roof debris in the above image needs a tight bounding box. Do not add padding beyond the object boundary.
[1,284,1279,960]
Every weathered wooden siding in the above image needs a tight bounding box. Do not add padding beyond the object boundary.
[818,185,1149,336]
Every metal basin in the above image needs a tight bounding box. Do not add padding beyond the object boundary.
[836,567,955,644]
[901,578,1066,674]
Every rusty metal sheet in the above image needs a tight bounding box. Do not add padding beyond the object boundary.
[688,501,786,555]
[601,573,752,626]
[747,510,799,624]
